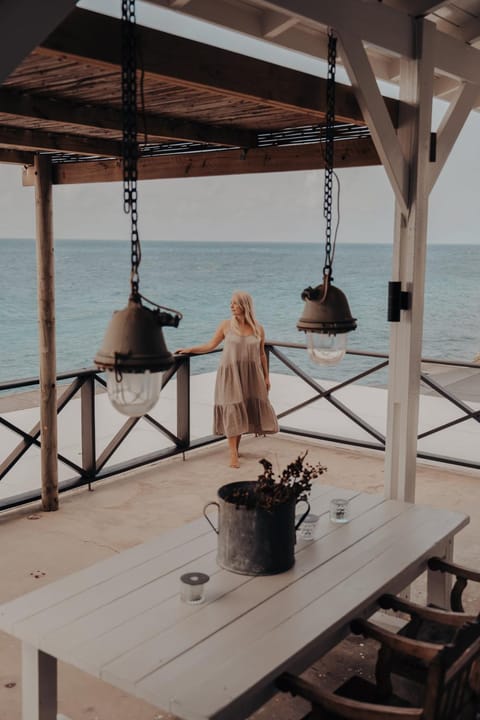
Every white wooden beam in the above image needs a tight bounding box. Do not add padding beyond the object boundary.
[428,82,479,191]
[383,1,446,15]
[435,30,480,85]
[261,10,298,39]
[337,30,409,214]
[385,19,436,502]
[0,0,77,85]
[250,0,414,58]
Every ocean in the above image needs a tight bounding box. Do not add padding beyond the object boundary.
[1,239,479,386]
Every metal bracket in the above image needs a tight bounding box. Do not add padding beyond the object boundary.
[388,281,411,322]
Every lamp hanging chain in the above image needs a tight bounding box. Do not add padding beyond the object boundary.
[121,0,141,299]
[323,31,337,281]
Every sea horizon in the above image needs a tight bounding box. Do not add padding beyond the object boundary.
[1,239,479,386]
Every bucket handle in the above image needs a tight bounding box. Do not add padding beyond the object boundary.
[295,498,311,530]
[203,501,220,534]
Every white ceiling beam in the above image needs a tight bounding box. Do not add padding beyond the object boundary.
[435,30,480,84]
[261,10,298,39]
[262,0,480,85]
[0,0,77,85]
[382,1,446,15]
[337,30,408,213]
[430,14,480,43]
[251,0,414,58]
[149,0,264,37]
[428,81,479,191]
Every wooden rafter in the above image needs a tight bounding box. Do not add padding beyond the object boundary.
[0,147,34,165]
[0,125,122,157]
[0,88,256,149]
[39,8,390,127]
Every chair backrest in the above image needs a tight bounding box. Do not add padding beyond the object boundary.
[423,618,480,720]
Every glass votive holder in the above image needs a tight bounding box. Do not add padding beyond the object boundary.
[296,513,319,541]
[329,498,350,524]
[180,572,210,604]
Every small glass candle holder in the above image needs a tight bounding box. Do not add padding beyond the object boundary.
[329,498,350,524]
[297,513,319,541]
[180,572,210,604]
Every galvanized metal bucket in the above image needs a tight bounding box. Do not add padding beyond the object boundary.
[203,481,310,576]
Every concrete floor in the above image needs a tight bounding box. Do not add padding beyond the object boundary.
[0,433,479,720]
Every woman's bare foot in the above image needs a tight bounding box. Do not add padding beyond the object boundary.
[230,453,240,468]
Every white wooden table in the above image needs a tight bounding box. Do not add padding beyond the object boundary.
[0,484,468,720]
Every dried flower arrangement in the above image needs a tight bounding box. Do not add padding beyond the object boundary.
[229,451,327,511]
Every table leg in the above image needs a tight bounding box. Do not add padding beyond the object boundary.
[22,642,57,720]
[427,538,453,609]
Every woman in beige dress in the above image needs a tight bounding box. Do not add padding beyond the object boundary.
[176,291,278,467]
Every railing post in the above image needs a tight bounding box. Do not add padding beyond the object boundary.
[81,374,96,484]
[177,356,190,449]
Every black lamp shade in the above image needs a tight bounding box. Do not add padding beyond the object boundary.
[94,298,175,373]
[297,282,357,334]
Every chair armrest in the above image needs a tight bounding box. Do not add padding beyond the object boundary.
[428,557,480,612]
[428,557,480,583]
[351,618,440,662]
[276,672,423,719]
[379,593,475,628]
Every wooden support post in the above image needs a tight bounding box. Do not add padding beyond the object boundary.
[384,19,435,502]
[34,155,59,511]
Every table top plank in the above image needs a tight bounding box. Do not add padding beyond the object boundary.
[0,514,212,629]
[101,499,417,686]
[47,491,385,673]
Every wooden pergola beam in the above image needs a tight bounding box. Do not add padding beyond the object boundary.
[40,8,398,127]
[0,125,122,157]
[0,88,256,149]
[22,138,380,186]
[0,147,34,164]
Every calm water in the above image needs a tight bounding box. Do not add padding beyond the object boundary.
[0,239,478,385]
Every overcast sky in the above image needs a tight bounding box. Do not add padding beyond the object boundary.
[0,0,479,244]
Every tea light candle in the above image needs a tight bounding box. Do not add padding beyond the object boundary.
[329,498,350,523]
[180,572,210,604]
[297,513,319,541]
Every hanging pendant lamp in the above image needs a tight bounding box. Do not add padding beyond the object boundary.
[94,0,181,416]
[297,31,356,366]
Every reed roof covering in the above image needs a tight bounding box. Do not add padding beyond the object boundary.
[0,7,390,184]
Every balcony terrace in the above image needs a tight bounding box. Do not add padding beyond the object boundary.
[0,422,479,719]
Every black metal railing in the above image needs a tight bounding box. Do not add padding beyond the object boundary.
[0,343,478,511]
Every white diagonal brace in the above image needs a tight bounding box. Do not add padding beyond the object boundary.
[428,82,479,192]
[0,0,77,84]
[338,29,409,214]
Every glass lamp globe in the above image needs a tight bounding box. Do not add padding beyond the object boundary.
[105,369,162,417]
[95,297,179,418]
[306,331,348,366]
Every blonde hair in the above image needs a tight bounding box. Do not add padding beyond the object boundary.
[231,290,262,337]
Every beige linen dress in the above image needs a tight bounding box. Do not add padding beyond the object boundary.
[213,329,279,438]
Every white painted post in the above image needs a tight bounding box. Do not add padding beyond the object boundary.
[34,154,59,511]
[384,19,436,502]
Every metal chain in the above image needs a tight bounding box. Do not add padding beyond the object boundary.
[121,0,141,298]
[323,31,336,279]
